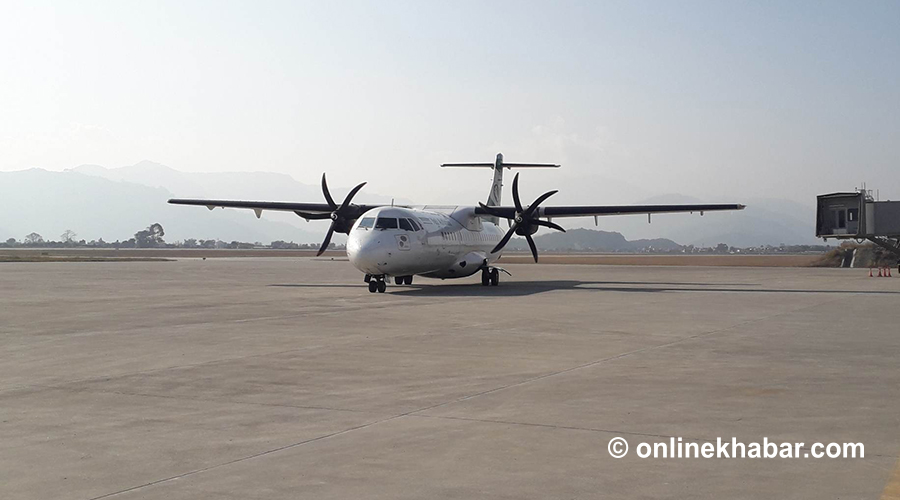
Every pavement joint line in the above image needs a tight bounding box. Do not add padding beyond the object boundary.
[87,413,404,500]
[404,296,846,416]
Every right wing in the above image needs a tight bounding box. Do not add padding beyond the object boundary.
[167,199,385,219]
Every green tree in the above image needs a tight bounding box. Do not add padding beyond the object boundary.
[134,223,165,248]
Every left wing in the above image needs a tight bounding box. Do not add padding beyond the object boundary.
[474,203,745,219]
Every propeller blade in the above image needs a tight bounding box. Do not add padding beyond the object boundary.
[536,219,566,232]
[316,225,336,256]
[525,234,539,263]
[512,173,523,212]
[523,190,558,218]
[338,182,367,212]
[478,202,504,217]
[321,173,337,209]
[491,221,518,254]
[295,211,332,220]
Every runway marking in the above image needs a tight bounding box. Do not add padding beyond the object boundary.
[881,454,900,500]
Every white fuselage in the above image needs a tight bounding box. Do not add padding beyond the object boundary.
[346,206,505,279]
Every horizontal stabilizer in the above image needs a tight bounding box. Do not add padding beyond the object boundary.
[441,162,559,168]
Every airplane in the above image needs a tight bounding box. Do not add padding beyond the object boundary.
[169,153,745,293]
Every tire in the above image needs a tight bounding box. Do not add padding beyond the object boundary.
[394,276,404,285]
[377,281,387,293]
[368,281,378,293]
[403,275,413,285]
[481,270,490,286]
[490,268,499,286]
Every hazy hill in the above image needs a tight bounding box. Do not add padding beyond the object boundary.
[0,168,322,243]
[507,228,682,252]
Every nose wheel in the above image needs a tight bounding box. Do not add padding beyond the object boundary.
[367,276,387,293]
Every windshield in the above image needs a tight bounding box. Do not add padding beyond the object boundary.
[356,217,375,229]
[375,217,398,229]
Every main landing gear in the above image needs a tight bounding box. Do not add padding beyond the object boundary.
[394,275,413,285]
[365,274,412,293]
[481,267,500,286]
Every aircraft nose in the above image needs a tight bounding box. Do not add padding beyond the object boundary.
[347,231,390,274]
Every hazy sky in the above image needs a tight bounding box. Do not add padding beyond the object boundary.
[2,0,898,204]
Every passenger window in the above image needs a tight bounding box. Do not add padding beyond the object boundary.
[399,218,413,231]
[375,217,398,229]
[357,217,375,229]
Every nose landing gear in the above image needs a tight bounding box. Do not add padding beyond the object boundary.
[367,275,387,293]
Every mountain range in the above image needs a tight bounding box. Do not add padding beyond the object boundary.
[505,228,681,252]
[0,161,820,246]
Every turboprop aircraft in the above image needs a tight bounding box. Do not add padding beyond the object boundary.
[169,154,745,293]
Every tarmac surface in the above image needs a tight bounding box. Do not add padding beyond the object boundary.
[2,257,899,499]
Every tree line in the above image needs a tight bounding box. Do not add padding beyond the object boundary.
[1,224,341,250]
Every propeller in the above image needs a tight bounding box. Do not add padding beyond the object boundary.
[478,173,565,262]
[296,173,366,256]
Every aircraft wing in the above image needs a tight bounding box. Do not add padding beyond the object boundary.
[474,203,745,219]
[167,199,386,219]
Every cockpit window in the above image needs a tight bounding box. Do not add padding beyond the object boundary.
[409,218,423,231]
[375,217,398,229]
[398,218,413,231]
[357,217,375,229]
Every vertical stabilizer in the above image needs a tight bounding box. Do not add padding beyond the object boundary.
[487,153,505,207]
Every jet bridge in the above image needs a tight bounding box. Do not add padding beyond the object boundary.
[816,190,900,260]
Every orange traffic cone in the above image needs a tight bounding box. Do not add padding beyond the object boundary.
[889,267,893,277]
[878,268,884,277]
[870,268,874,277]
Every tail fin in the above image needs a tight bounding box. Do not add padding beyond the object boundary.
[441,153,560,219]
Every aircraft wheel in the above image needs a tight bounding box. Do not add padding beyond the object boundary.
[490,268,499,286]
[394,276,404,285]
[403,275,413,285]
[377,280,387,293]
[368,281,378,293]
[481,269,490,286]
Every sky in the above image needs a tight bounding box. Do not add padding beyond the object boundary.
[1,0,898,204]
